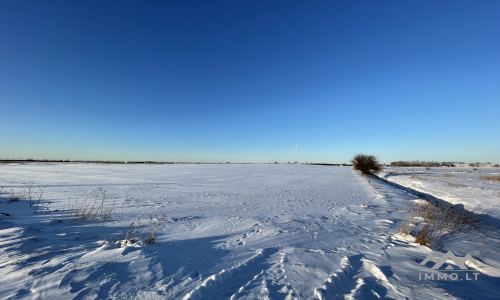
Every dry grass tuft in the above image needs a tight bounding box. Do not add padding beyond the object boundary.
[7,189,23,203]
[8,194,22,202]
[64,188,119,222]
[397,201,482,249]
[104,214,164,245]
[479,176,500,182]
[409,175,426,181]
[144,213,164,244]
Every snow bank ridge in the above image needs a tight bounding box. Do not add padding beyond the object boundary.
[314,255,404,300]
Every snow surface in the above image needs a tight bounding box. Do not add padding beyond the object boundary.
[380,167,500,217]
[0,164,499,299]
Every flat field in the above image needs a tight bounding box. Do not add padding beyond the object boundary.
[0,164,499,299]
[380,167,500,213]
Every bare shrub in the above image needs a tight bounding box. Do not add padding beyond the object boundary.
[479,176,500,182]
[22,181,35,206]
[33,186,46,212]
[16,182,48,211]
[351,154,381,175]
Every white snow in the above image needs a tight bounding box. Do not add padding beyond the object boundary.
[0,164,499,299]
[379,167,500,214]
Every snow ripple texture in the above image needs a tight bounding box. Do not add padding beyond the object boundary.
[1,164,499,299]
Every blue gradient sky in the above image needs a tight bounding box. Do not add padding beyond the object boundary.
[1,1,499,163]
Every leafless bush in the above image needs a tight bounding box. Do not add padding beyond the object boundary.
[33,186,46,212]
[479,176,500,182]
[351,154,381,175]
[17,182,48,211]
[397,201,482,249]
[22,181,35,206]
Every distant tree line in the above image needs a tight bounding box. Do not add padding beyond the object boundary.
[390,161,476,167]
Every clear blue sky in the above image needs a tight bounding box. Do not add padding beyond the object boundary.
[1,1,499,163]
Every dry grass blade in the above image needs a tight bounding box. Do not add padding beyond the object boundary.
[64,188,119,222]
[7,189,23,203]
[21,181,35,207]
[103,214,161,246]
[479,176,500,182]
[144,213,164,244]
[398,200,483,249]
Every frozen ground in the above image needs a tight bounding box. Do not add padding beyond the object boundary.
[0,164,499,299]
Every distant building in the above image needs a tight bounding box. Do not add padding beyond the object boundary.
[479,163,494,167]
[453,163,470,167]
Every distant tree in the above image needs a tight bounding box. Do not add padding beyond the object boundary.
[351,154,381,175]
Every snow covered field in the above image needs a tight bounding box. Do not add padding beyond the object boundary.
[1,164,499,299]
[380,167,500,216]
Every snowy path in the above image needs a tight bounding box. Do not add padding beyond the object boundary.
[1,164,498,299]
